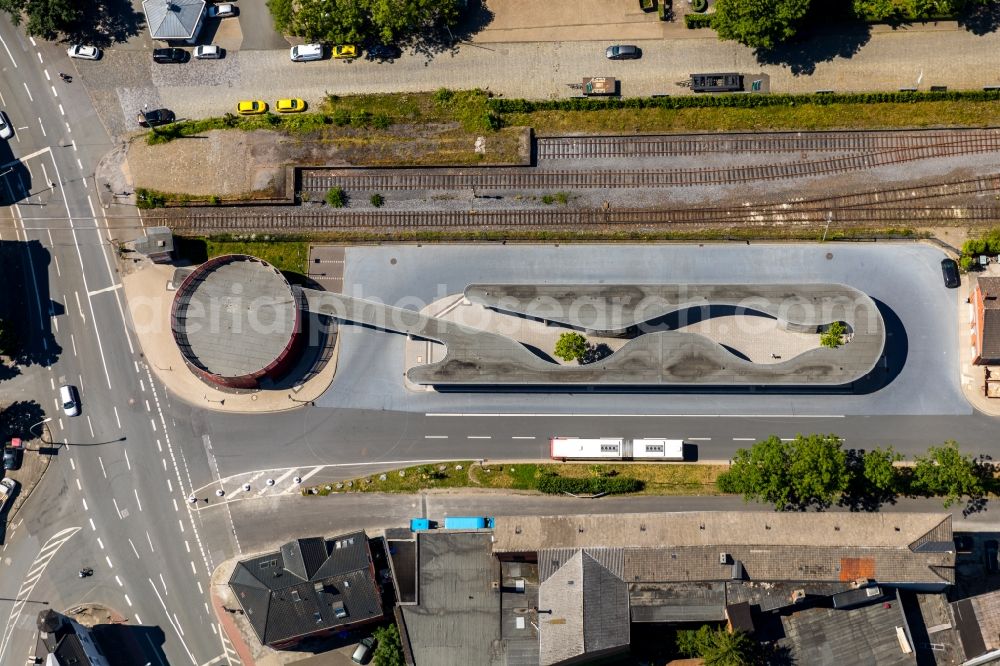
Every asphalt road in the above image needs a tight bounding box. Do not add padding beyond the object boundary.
[0,17,228,666]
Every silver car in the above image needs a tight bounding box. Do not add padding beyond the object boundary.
[194,44,223,59]
[605,44,641,60]
[207,3,236,17]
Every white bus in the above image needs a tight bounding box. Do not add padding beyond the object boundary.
[550,437,685,461]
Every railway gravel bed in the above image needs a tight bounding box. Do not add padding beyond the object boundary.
[534,129,1000,160]
[301,139,1000,192]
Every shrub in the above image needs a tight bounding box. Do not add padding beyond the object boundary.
[554,332,588,362]
[209,195,221,206]
[685,12,716,28]
[536,474,643,495]
[820,321,847,348]
[351,109,373,127]
[433,87,455,105]
[370,193,385,207]
[325,187,347,207]
[135,188,167,209]
[372,113,392,129]
[959,255,976,272]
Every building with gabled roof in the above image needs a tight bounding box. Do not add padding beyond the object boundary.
[972,277,1000,364]
[229,532,384,649]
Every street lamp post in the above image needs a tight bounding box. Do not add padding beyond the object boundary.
[29,417,52,439]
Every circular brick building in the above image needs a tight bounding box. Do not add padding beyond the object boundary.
[171,255,305,389]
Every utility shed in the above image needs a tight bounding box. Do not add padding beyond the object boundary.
[132,226,174,263]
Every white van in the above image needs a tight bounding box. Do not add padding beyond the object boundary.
[290,44,323,62]
[60,384,80,417]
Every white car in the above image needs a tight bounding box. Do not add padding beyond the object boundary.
[194,44,223,59]
[290,43,323,62]
[60,384,80,417]
[207,3,236,17]
[0,112,13,140]
[67,44,101,60]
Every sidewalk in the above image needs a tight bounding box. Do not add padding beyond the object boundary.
[122,261,338,413]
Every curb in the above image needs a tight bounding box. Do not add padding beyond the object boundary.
[209,581,256,666]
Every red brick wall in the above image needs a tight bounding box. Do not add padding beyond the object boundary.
[974,284,986,365]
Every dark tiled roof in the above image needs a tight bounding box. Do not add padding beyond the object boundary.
[628,582,727,623]
[230,532,382,646]
[777,598,915,666]
[399,531,504,666]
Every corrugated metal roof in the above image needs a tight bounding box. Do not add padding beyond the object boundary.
[142,0,205,39]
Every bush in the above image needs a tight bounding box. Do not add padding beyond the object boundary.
[370,193,385,207]
[372,113,392,129]
[325,187,347,207]
[136,188,167,209]
[685,12,716,27]
[352,109,373,127]
[489,89,1000,115]
[536,474,643,495]
[960,255,976,272]
[554,332,588,362]
[820,321,847,349]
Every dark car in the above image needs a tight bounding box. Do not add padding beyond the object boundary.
[985,539,999,573]
[152,48,188,64]
[367,44,402,61]
[941,258,960,288]
[606,44,641,60]
[137,108,176,127]
[2,446,21,471]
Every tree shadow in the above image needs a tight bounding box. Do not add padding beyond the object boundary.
[754,20,872,77]
[64,0,146,47]
[958,1,1000,35]
[408,0,495,62]
[581,343,613,364]
[0,401,47,443]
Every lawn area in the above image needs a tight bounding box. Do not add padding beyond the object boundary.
[304,460,726,496]
[173,236,309,275]
[507,100,1000,135]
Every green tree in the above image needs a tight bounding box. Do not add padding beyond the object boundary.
[913,440,988,508]
[718,434,848,511]
[0,0,82,39]
[372,624,404,666]
[820,321,847,348]
[270,0,461,46]
[712,0,812,49]
[553,332,588,363]
[862,446,902,495]
[677,626,760,665]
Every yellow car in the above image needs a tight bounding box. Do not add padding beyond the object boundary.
[332,44,358,59]
[237,100,267,115]
[276,98,307,113]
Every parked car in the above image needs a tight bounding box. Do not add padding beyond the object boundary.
[367,44,401,61]
[275,98,306,113]
[0,478,18,515]
[941,258,960,289]
[152,48,187,64]
[985,539,999,573]
[0,111,13,140]
[59,384,80,417]
[194,45,223,59]
[333,44,359,59]
[237,100,267,115]
[207,3,236,18]
[67,45,101,60]
[605,44,641,60]
[352,636,376,664]
[137,108,176,127]
[290,43,323,62]
[3,446,22,471]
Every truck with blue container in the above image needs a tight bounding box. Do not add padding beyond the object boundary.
[444,516,495,530]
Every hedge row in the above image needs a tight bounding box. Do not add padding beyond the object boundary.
[536,474,644,495]
[684,13,715,28]
[489,89,1000,114]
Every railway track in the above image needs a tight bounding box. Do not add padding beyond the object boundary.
[301,138,1000,192]
[535,129,1000,160]
[159,205,1000,233]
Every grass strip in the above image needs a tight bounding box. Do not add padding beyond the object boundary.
[302,460,728,497]
[172,236,309,275]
